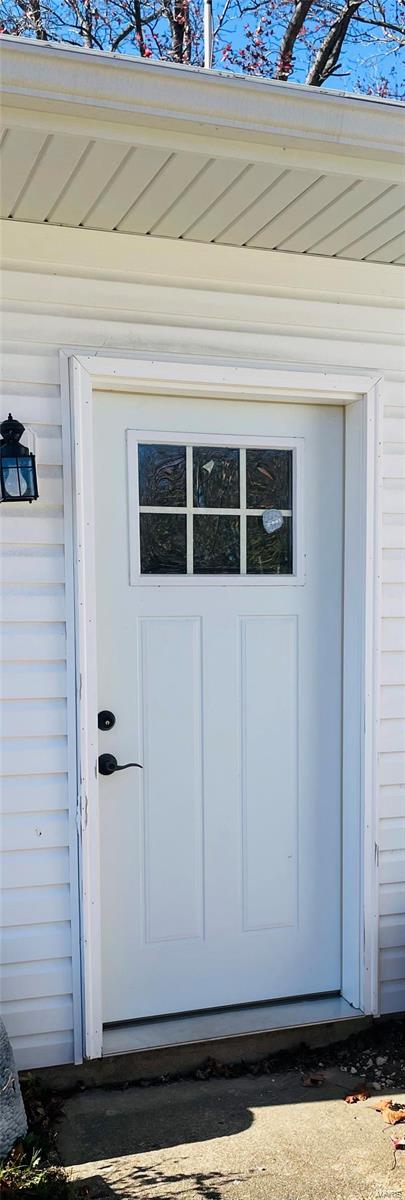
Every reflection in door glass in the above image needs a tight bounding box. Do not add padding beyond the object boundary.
[193,447,240,509]
[193,515,240,574]
[246,449,292,511]
[137,442,294,576]
[138,444,186,507]
[140,513,187,574]
[247,515,292,574]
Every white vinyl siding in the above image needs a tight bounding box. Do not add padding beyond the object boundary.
[0,224,404,1068]
[379,403,405,1014]
[0,357,79,1069]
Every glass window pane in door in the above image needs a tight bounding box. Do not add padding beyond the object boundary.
[138,444,186,507]
[247,515,292,575]
[140,513,187,573]
[193,515,240,574]
[193,447,240,509]
[246,449,292,510]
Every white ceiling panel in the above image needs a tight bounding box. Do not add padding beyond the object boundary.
[152,157,246,238]
[333,186,405,258]
[183,163,282,243]
[305,175,393,253]
[370,233,405,263]
[338,204,405,261]
[282,179,390,255]
[13,134,89,222]
[1,120,402,265]
[118,152,208,234]
[219,169,319,247]
[249,174,355,250]
[0,128,46,217]
[82,145,169,230]
[49,140,130,226]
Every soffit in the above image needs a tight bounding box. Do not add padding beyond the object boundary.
[1,39,404,265]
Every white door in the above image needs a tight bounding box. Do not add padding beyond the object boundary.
[94,391,343,1024]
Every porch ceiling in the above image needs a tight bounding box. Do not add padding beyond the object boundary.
[1,39,404,266]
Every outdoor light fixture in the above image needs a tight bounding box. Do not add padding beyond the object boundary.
[0,413,38,503]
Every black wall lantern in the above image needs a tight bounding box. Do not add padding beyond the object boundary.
[0,413,38,503]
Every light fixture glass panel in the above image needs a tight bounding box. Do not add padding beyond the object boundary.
[2,459,27,497]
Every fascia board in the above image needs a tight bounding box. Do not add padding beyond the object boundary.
[1,220,403,308]
[1,36,404,164]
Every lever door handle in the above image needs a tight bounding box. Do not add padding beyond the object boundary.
[98,753,143,776]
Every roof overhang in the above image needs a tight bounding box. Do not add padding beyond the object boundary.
[1,37,404,266]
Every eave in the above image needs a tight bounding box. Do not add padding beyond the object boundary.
[1,38,404,266]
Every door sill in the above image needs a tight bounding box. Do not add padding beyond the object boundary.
[102,995,363,1057]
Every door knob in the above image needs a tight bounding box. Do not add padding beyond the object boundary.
[98,753,142,776]
[98,710,116,731]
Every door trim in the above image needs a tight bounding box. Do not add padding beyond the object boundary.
[64,352,382,1061]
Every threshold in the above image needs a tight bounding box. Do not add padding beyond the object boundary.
[102,995,363,1057]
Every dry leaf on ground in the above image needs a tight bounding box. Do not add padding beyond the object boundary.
[302,1073,325,1088]
[344,1087,371,1103]
[383,1106,405,1125]
[372,1099,405,1125]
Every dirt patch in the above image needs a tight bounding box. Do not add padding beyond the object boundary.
[0,1075,86,1199]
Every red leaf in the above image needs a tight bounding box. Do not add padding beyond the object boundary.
[344,1087,371,1104]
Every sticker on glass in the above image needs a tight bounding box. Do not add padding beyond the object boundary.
[262,508,284,534]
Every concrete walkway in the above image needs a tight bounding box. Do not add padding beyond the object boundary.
[58,1070,405,1199]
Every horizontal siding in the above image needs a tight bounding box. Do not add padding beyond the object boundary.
[1,995,73,1038]
[12,1032,74,1072]
[0,245,404,1072]
[0,773,68,812]
[2,810,69,851]
[1,736,68,775]
[1,922,72,964]
[2,885,71,926]
[0,361,77,1070]
[2,847,70,889]
[1,960,73,1003]
[379,402,405,1025]
[380,980,405,1015]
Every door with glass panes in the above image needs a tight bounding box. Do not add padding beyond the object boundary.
[94,391,343,1023]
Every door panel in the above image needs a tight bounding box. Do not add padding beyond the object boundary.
[94,393,343,1023]
[241,615,298,932]
[140,616,204,945]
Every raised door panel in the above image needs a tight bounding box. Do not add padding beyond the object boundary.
[140,616,204,944]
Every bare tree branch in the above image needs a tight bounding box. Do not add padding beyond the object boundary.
[25,0,48,38]
[1,0,403,91]
[275,0,315,80]
[306,0,364,84]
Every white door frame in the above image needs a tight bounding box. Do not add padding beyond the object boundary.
[65,352,383,1061]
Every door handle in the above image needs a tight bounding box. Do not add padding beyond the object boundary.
[98,753,143,776]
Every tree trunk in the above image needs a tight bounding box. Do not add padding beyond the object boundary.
[306,0,363,85]
[172,0,190,61]
[0,1019,27,1159]
[29,0,48,39]
[275,0,314,80]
